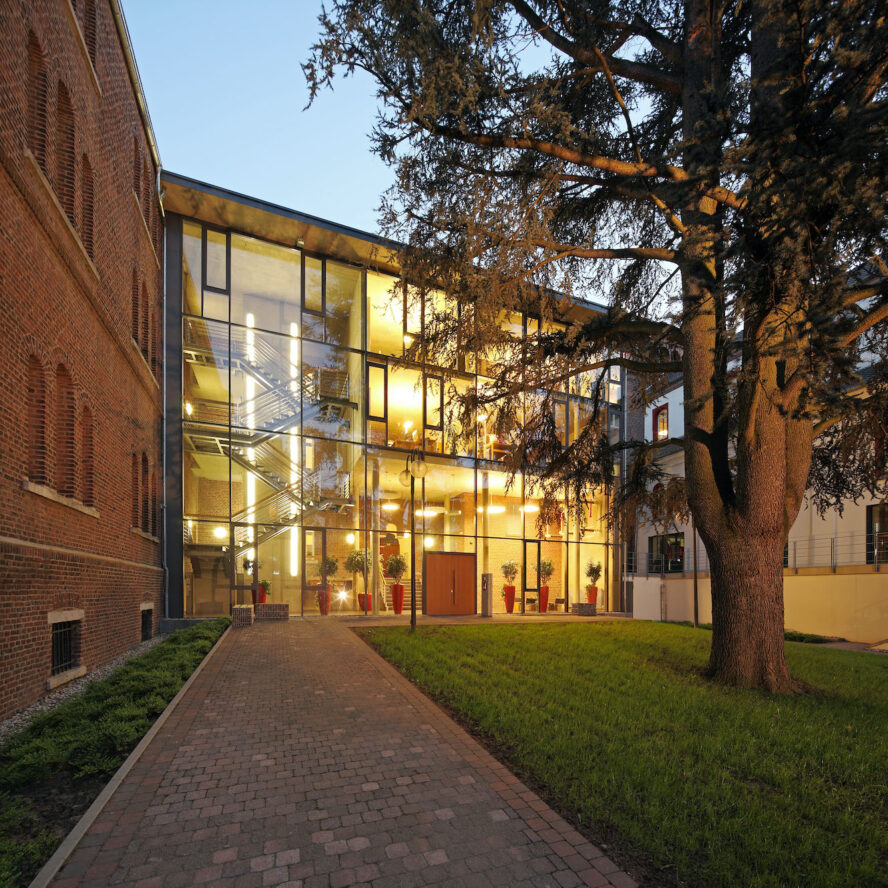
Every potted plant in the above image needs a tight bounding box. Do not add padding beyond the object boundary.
[501,560,518,613]
[536,558,554,613]
[585,561,602,605]
[317,555,338,615]
[385,553,407,615]
[257,578,271,604]
[345,548,371,613]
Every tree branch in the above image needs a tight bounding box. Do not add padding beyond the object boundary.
[422,121,747,210]
[510,0,684,93]
[839,300,888,346]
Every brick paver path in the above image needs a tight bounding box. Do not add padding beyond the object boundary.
[52,620,637,888]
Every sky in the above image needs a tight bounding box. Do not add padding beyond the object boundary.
[122,0,396,235]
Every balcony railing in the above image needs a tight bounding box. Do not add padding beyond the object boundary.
[627,532,887,576]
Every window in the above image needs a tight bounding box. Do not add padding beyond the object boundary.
[150,470,157,536]
[27,355,47,484]
[140,282,149,361]
[866,504,888,564]
[141,453,149,533]
[131,452,139,527]
[647,532,685,573]
[132,136,140,195]
[55,365,76,497]
[653,404,669,441]
[83,0,97,70]
[301,256,362,348]
[79,406,93,506]
[367,361,387,446]
[424,374,443,453]
[51,620,80,676]
[150,308,157,376]
[80,154,94,258]
[27,32,48,172]
[56,83,75,224]
[141,607,153,641]
[131,268,139,342]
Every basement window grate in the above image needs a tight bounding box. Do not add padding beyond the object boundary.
[51,620,78,675]
[141,608,153,641]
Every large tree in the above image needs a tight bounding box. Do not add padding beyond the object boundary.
[307,0,888,691]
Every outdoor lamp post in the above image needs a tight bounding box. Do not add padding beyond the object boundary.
[399,448,427,631]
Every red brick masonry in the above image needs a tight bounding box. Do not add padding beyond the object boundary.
[50,620,638,888]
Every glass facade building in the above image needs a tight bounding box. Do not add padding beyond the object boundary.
[164,176,623,619]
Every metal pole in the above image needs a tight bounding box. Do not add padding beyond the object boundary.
[410,472,417,632]
[691,515,699,628]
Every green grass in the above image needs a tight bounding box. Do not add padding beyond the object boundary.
[670,622,837,644]
[0,618,229,888]
[358,621,888,888]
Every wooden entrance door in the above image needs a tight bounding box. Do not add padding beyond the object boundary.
[424,552,476,615]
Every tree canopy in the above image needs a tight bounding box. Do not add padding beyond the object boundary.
[307,0,888,690]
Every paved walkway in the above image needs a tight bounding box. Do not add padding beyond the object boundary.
[51,620,638,888]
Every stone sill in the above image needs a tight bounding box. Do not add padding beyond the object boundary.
[23,149,99,282]
[22,479,99,519]
[131,527,160,544]
[132,191,161,269]
[131,338,160,389]
[63,0,102,97]
[46,664,86,691]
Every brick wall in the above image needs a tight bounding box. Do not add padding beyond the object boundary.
[0,0,163,719]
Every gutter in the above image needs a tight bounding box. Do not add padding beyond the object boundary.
[108,0,162,172]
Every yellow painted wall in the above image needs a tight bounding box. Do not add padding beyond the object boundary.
[632,570,888,643]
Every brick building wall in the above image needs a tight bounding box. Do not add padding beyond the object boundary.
[0,0,163,719]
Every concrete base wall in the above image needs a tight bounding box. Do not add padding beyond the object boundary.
[632,569,888,643]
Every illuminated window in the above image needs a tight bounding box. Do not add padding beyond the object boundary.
[653,404,668,441]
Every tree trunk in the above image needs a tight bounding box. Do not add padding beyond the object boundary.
[705,532,797,692]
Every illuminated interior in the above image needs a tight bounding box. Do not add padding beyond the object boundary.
[179,217,619,617]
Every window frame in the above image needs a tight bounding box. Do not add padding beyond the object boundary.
[653,404,669,442]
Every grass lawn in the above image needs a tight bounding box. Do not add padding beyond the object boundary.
[359,621,888,888]
[0,618,229,888]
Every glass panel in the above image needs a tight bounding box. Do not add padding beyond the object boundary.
[303,528,325,615]
[302,438,363,529]
[302,341,362,441]
[388,366,423,449]
[182,220,202,315]
[444,375,475,458]
[182,317,229,426]
[183,519,231,617]
[205,228,228,291]
[554,398,567,447]
[325,528,369,614]
[229,431,300,531]
[303,255,324,341]
[367,271,402,356]
[230,324,301,435]
[541,540,565,612]
[404,285,421,341]
[421,458,475,536]
[477,467,523,539]
[230,233,300,334]
[325,260,362,349]
[524,540,539,613]
[183,422,230,519]
[367,363,386,420]
[478,537,523,614]
[424,375,442,453]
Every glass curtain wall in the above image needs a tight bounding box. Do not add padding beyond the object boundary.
[179,218,616,616]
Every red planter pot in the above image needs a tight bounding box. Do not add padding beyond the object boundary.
[539,585,550,613]
[317,585,331,616]
[357,592,370,612]
[503,585,516,614]
[586,585,598,606]
[258,588,268,604]
[392,582,405,615]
